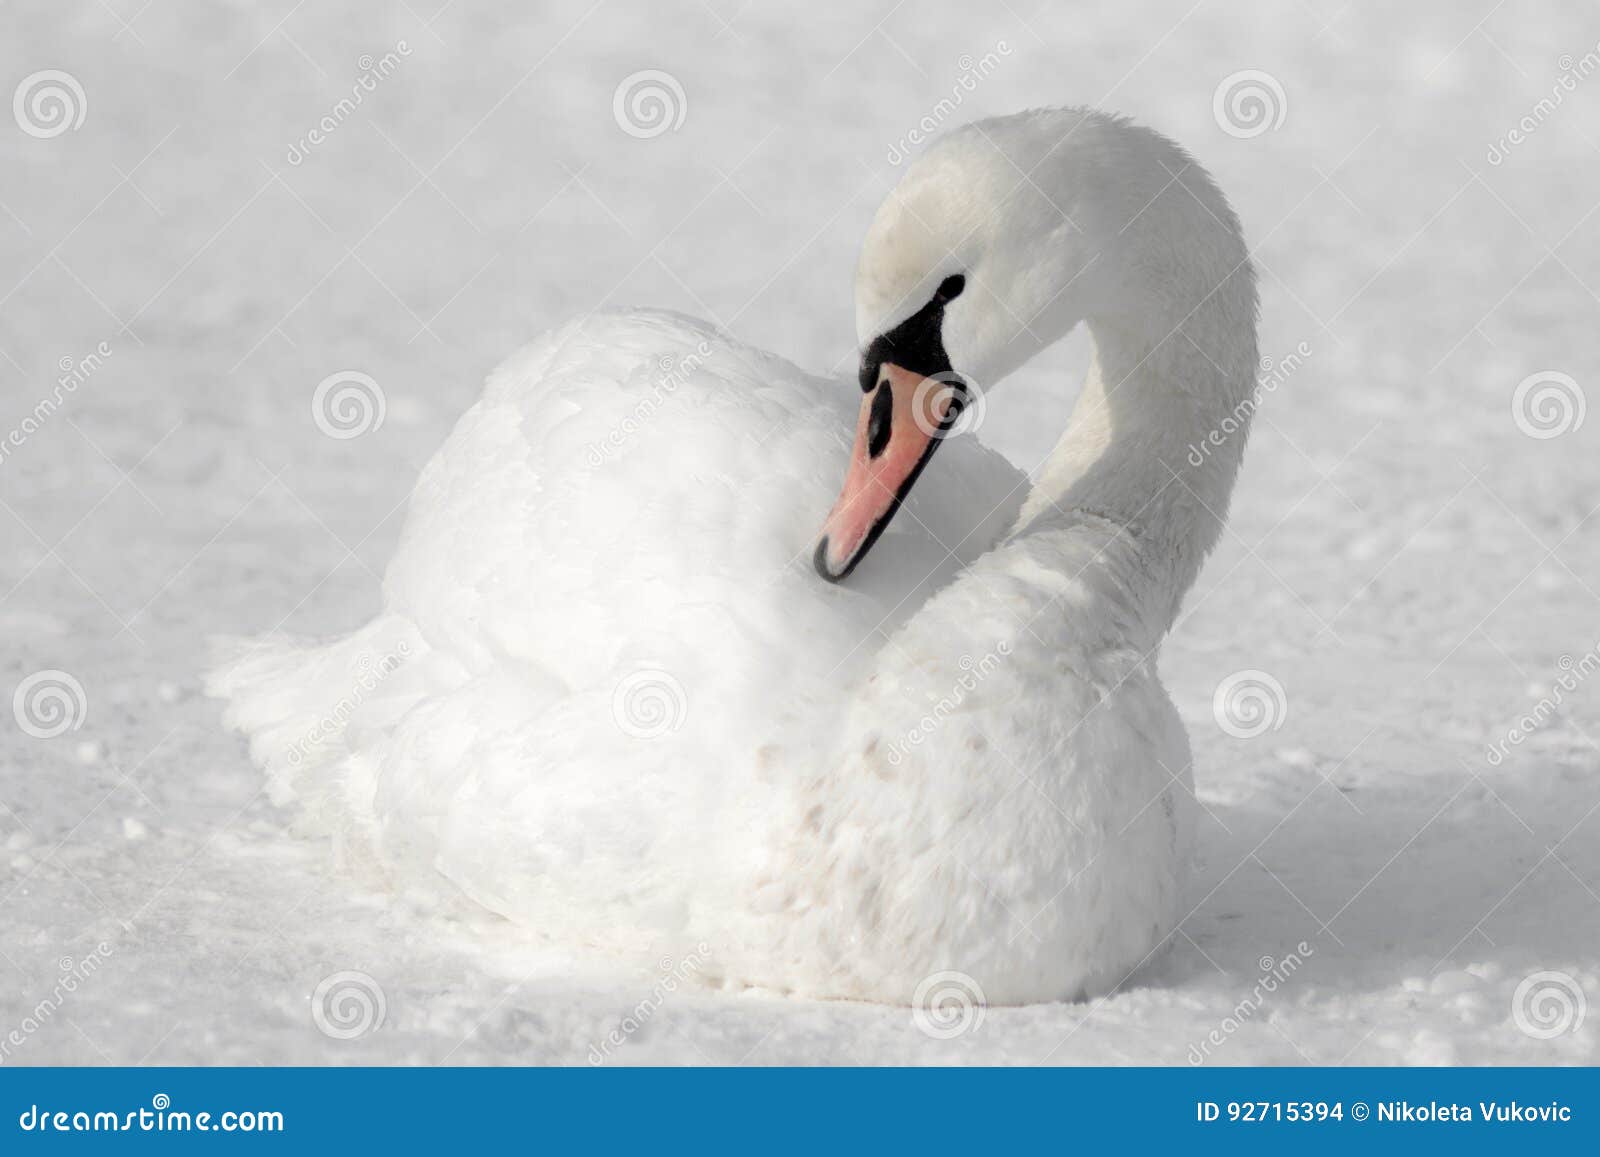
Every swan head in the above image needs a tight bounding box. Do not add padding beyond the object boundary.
[813,114,1103,582]
[813,107,1253,583]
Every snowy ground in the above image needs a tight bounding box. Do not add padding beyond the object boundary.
[3,1,1599,1065]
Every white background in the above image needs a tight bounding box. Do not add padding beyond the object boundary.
[1,0,1597,1063]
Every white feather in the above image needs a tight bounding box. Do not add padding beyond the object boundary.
[209,107,1259,1004]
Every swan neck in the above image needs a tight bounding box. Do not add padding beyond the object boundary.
[1015,301,1258,627]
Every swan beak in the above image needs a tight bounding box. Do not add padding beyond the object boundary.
[813,363,964,582]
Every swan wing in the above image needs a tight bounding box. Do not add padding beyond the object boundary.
[213,308,1027,957]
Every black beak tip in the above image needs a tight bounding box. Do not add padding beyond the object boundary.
[813,537,843,583]
[814,536,867,583]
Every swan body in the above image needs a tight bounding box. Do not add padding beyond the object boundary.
[211,107,1258,1004]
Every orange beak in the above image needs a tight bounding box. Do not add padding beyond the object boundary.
[813,363,966,582]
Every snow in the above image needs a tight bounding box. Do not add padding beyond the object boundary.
[2,0,1598,1064]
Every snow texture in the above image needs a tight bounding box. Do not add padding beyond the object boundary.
[2,0,1598,1064]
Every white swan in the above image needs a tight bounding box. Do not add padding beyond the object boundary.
[210,107,1258,1005]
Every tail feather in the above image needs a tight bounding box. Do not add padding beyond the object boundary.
[206,614,434,822]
